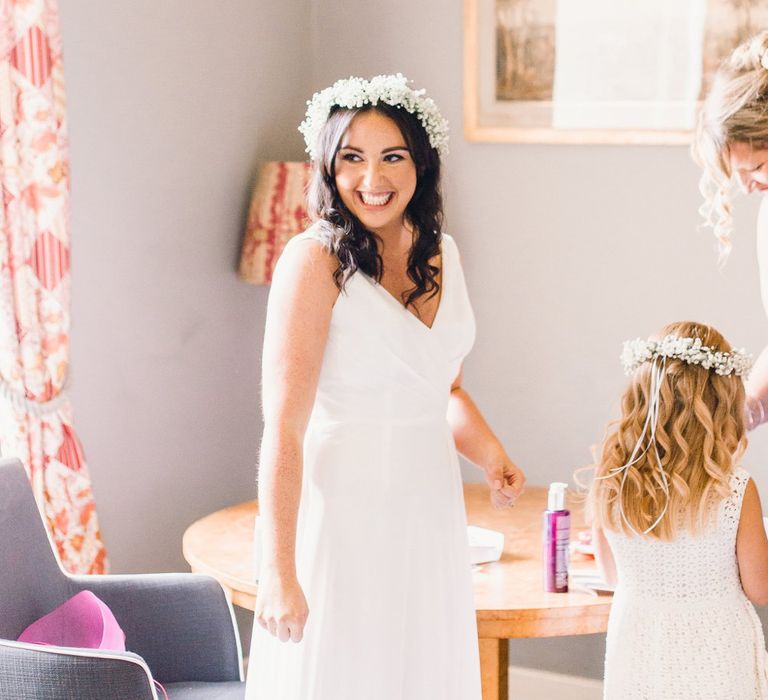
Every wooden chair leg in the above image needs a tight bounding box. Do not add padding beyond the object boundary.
[479,637,508,700]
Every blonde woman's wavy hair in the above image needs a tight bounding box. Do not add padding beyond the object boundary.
[589,321,747,540]
[693,31,768,263]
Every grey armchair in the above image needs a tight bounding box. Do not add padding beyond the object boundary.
[0,457,246,699]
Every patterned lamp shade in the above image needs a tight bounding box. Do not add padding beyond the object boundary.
[239,161,312,284]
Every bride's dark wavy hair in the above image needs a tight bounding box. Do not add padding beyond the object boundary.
[306,103,443,307]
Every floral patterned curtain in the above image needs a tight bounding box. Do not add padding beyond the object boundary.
[0,0,107,574]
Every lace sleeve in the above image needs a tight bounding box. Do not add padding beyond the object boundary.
[721,467,751,535]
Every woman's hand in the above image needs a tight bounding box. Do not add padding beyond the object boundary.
[745,394,767,432]
[483,454,526,508]
[254,569,309,643]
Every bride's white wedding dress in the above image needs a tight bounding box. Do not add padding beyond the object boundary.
[246,226,482,700]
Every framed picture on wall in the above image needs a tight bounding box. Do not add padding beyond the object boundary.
[464,0,768,145]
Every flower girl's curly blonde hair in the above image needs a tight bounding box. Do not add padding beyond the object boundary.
[589,321,747,540]
[694,30,768,263]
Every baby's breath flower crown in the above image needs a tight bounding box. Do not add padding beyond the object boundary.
[621,335,753,378]
[298,73,449,161]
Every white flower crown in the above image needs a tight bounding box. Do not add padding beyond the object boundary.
[298,73,449,161]
[621,335,753,378]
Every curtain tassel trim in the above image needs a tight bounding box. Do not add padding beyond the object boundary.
[0,376,69,417]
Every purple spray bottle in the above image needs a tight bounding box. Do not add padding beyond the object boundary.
[543,482,570,593]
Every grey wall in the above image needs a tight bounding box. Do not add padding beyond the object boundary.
[61,0,768,684]
[61,1,310,575]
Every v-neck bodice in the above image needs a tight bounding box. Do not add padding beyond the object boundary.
[360,242,446,332]
[292,225,476,426]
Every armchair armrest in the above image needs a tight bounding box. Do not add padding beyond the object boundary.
[67,573,243,683]
[0,639,157,700]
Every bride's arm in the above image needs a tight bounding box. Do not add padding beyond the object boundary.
[255,236,338,643]
[447,365,525,507]
[745,198,768,430]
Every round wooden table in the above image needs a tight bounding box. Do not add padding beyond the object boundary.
[183,485,610,700]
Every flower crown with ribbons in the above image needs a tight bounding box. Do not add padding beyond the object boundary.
[298,73,449,161]
[621,335,753,378]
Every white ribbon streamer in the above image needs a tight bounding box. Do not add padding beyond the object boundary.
[597,356,671,536]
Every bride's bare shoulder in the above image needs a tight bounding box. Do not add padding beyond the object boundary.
[275,223,338,280]
[272,224,339,293]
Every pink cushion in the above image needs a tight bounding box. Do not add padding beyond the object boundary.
[17,590,126,651]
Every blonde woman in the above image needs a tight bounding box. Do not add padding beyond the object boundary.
[590,321,768,699]
[695,30,768,429]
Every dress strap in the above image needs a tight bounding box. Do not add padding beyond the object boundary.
[290,222,327,244]
[440,233,457,261]
[440,233,461,284]
[721,466,751,535]
[284,219,343,248]
[730,467,751,504]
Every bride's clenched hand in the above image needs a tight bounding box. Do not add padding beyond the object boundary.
[254,569,309,643]
[483,456,525,508]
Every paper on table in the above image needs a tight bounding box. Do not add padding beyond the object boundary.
[570,568,615,596]
[467,525,504,565]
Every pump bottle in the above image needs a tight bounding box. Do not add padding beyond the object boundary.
[543,482,570,593]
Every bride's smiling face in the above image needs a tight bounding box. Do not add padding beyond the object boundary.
[334,110,417,235]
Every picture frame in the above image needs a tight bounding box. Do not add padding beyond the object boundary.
[464,0,768,145]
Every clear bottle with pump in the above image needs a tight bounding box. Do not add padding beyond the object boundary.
[543,482,570,593]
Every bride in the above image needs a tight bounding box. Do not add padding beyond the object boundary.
[245,74,525,700]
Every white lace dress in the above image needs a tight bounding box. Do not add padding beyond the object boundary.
[604,467,768,699]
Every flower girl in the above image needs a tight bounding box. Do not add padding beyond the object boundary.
[589,321,768,699]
